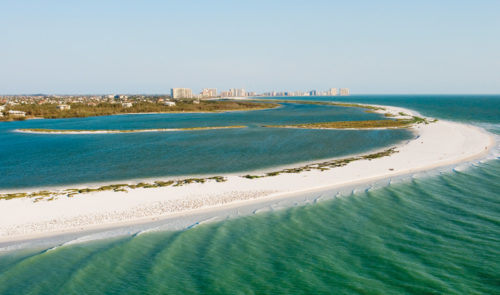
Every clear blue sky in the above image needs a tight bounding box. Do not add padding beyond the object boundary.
[1,0,499,94]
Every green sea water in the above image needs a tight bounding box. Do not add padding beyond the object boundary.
[0,95,499,294]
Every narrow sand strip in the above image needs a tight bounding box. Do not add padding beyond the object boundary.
[15,125,246,134]
[0,105,495,243]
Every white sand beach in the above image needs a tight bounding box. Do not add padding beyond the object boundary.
[0,105,495,243]
[15,125,245,134]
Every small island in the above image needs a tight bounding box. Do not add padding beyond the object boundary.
[263,116,430,130]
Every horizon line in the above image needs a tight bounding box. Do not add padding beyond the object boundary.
[1,93,500,96]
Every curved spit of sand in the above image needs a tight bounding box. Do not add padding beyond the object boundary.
[0,104,495,243]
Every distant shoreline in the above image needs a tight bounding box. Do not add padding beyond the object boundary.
[0,100,279,122]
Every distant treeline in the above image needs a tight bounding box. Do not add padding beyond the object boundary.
[0,100,276,120]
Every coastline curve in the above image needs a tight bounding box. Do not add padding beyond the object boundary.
[0,104,495,247]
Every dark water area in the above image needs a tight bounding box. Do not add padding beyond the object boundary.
[0,102,412,189]
[0,95,499,294]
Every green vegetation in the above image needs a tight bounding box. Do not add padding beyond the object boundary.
[242,174,261,179]
[264,116,430,129]
[207,176,227,182]
[250,99,385,112]
[0,192,28,200]
[0,176,229,201]
[173,178,207,186]
[408,116,430,124]
[0,146,401,201]
[154,180,175,187]
[360,149,397,160]
[0,101,278,121]
[0,115,26,121]
[329,102,385,111]
[242,148,398,179]
[17,125,247,134]
[264,120,407,129]
[0,101,434,202]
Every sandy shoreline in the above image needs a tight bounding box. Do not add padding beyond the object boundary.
[14,125,246,134]
[0,103,279,123]
[0,104,496,244]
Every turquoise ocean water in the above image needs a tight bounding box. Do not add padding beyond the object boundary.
[0,102,410,189]
[0,95,499,294]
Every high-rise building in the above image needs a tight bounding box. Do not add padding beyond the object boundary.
[171,88,193,99]
[309,90,317,96]
[230,88,247,97]
[328,88,338,96]
[201,88,217,98]
[340,88,350,96]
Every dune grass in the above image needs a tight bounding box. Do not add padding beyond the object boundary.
[0,147,401,202]
[0,176,229,201]
[263,116,429,130]
[242,148,398,179]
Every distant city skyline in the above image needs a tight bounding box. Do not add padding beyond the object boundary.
[1,1,499,94]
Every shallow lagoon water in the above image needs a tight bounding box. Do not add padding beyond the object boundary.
[0,102,412,189]
[0,95,499,294]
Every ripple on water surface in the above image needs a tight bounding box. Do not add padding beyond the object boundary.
[0,159,499,294]
[0,102,413,189]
